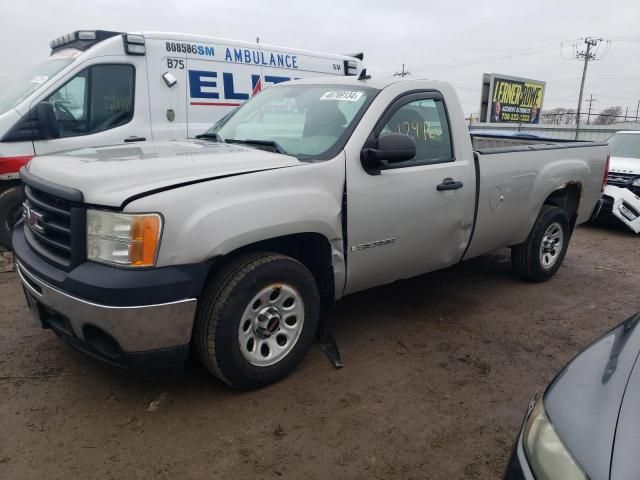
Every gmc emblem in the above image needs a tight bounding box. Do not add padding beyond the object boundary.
[23,203,45,233]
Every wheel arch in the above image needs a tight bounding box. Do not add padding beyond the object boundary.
[543,181,582,231]
[203,232,338,308]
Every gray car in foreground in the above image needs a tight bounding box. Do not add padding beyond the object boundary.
[13,77,608,388]
[505,312,640,480]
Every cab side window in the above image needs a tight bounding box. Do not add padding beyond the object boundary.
[380,98,453,167]
[46,64,134,137]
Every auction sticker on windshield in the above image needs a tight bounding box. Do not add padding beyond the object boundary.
[320,91,364,102]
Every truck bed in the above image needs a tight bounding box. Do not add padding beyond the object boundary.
[463,137,609,260]
[470,133,590,152]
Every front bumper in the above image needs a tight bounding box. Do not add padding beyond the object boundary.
[13,222,207,376]
[601,185,640,233]
[17,261,197,376]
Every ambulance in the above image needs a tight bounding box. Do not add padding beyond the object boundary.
[0,30,364,248]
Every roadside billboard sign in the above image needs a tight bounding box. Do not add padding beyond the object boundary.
[480,73,546,124]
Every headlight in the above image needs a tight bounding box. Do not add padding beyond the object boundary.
[523,398,587,480]
[87,210,162,267]
[632,177,640,187]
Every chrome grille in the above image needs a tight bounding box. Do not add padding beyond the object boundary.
[23,185,83,269]
[607,172,636,186]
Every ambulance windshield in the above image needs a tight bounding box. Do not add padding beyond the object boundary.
[0,53,78,116]
[206,84,374,159]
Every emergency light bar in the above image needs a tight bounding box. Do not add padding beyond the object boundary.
[123,34,146,55]
[49,30,122,53]
[344,60,359,76]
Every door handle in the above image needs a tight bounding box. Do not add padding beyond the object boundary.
[437,178,464,191]
[124,136,146,143]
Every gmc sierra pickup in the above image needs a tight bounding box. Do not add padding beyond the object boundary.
[13,77,609,389]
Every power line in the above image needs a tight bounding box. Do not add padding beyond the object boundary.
[409,42,563,75]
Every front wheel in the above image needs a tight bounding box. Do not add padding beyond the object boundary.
[193,252,320,389]
[511,205,571,282]
[0,184,25,250]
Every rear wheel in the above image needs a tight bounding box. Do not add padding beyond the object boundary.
[193,252,320,389]
[0,184,25,250]
[511,205,570,282]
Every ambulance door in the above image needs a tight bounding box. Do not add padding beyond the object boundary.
[146,38,188,141]
[30,54,152,155]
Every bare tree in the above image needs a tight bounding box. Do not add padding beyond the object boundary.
[541,107,566,125]
[595,106,623,125]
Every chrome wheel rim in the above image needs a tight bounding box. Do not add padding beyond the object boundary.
[238,283,305,367]
[539,222,564,270]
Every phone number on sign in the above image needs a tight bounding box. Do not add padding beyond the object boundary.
[502,113,531,122]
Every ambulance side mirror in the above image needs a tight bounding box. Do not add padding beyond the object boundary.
[36,102,60,140]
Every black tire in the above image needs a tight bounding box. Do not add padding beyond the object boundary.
[193,252,320,389]
[0,184,25,250]
[511,205,571,282]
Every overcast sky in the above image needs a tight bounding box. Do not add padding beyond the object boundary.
[0,0,638,117]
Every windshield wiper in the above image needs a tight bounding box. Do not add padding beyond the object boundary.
[225,138,286,155]
[195,132,223,142]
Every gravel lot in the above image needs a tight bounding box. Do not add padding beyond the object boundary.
[1,224,638,480]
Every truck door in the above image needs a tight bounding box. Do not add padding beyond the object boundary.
[146,38,187,140]
[344,92,476,295]
[31,55,151,155]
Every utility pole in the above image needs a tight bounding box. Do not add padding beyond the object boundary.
[586,94,596,125]
[393,64,411,77]
[624,106,629,123]
[636,99,640,122]
[574,37,602,138]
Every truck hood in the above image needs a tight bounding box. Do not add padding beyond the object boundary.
[543,314,640,480]
[609,156,640,175]
[25,140,303,207]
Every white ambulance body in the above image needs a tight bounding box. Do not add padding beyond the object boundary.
[0,30,364,248]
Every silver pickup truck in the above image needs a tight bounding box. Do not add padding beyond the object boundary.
[13,77,609,388]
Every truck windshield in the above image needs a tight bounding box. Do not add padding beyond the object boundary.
[205,85,373,159]
[608,133,640,159]
[0,53,77,116]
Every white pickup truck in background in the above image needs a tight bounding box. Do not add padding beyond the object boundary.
[13,76,609,389]
[600,131,640,233]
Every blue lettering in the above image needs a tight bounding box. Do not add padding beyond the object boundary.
[188,70,219,99]
[204,46,214,56]
[223,72,249,100]
[269,53,276,66]
[244,50,252,63]
[277,54,285,67]
[285,55,292,68]
[234,49,243,62]
[265,75,289,85]
[252,51,260,64]
[197,46,204,55]
[292,56,298,68]
[225,48,232,61]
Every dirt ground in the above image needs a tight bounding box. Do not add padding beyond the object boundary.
[1,223,638,480]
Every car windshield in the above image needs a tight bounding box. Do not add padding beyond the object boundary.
[608,133,640,159]
[0,52,78,115]
[205,85,373,159]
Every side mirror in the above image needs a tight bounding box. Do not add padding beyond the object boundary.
[36,102,60,139]
[364,133,416,167]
